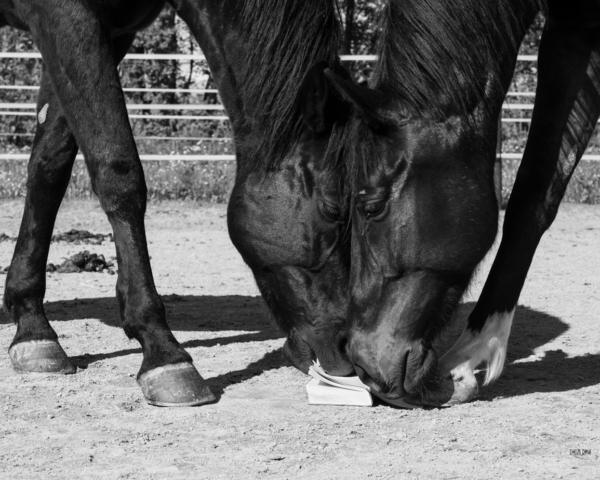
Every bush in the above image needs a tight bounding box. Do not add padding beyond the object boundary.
[0,159,236,203]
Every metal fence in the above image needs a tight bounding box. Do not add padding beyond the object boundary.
[1,52,598,161]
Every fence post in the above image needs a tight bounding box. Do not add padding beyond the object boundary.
[494,118,503,208]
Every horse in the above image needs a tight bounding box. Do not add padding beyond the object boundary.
[0,0,353,407]
[302,0,600,405]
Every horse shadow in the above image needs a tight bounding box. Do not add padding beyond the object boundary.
[1,295,598,402]
[0,294,290,399]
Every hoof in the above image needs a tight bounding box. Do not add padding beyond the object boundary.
[138,362,216,407]
[9,340,76,374]
[422,370,479,407]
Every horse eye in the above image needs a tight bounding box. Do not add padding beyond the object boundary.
[364,201,385,218]
[321,201,341,221]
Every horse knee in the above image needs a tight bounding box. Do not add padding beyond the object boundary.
[4,268,44,308]
[90,156,148,214]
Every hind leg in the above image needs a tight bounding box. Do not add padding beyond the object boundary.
[4,71,78,374]
[429,20,600,405]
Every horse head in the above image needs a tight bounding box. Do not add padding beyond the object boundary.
[227,61,355,376]
[304,66,499,401]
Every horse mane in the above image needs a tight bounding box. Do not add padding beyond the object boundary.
[371,0,543,121]
[238,0,342,170]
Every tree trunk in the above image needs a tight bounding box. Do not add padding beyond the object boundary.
[344,0,355,54]
[158,6,179,106]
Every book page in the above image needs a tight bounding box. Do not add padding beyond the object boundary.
[310,361,369,390]
[308,369,367,392]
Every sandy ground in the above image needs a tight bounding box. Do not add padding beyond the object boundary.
[0,198,599,479]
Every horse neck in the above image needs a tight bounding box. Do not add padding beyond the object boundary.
[176,0,341,168]
[176,1,249,132]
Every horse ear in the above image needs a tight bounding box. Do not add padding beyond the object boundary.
[323,68,408,129]
[298,61,345,136]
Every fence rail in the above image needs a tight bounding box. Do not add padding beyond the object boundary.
[2,52,593,162]
[0,53,543,61]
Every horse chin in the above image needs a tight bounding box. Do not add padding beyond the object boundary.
[282,338,314,374]
[317,355,355,377]
[282,335,354,377]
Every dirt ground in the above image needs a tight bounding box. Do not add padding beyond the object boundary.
[0,198,599,479]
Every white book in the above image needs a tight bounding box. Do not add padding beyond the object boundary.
[306,361,421,409]
[306,378,373,406]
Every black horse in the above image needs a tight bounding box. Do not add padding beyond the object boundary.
[0,0,353,406]
[305,0,600,405]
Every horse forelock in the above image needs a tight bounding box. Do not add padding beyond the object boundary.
[323,114,384,219]
[371,0,546,122]
[238,0,342,171]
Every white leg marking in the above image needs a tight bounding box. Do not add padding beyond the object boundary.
[38,103,49,124]
[439,308,515,386]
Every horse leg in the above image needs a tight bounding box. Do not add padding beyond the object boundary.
[4,71,78,374]
[21,7,214,406]
[432,21,600,405]
[4,33,137,374]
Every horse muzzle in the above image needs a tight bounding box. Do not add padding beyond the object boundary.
[348,334,438,399]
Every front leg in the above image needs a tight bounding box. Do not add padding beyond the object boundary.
[5,34,136,375]
[432,18,600,405]
[4,71,78,374]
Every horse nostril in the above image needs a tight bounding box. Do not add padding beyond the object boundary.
[338,337,349,356]
[404,346,437,394]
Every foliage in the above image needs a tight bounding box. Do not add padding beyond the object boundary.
[0,28,39,152]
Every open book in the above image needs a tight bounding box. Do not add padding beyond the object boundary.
[307,361,420,409]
